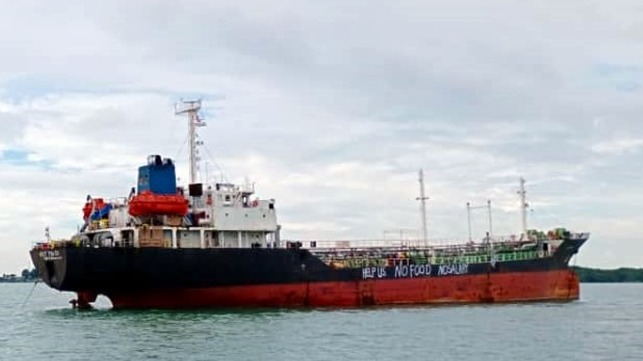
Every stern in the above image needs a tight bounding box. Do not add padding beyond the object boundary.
[30,247,68,290]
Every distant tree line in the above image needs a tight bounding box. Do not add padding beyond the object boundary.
[0,268,39,283]
[573,266,643,283]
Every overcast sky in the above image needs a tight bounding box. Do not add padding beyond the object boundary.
[1,0,642,273]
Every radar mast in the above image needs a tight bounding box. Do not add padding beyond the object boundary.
[175,100,205,184]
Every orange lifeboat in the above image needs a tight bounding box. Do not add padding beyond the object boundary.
[128,191,189,217]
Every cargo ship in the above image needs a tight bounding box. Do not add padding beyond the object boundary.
[30,100,589,309]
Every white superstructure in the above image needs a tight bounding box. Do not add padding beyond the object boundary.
[76,100,280,250]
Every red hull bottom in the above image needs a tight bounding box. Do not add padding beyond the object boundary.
[101,270,579,309]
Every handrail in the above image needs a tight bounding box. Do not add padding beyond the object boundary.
[283,237,527,251]
[282,231,588,252]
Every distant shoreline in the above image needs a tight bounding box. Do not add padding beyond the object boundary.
[0,268,39,283]
[0,277,39,283]
[571,266,643,283]
[3,267,642,284]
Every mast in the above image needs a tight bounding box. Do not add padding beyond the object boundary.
[466,202,472,242]
[487,199,493,240]
[518,177,528,237]
[175,100,205,184]
[416,169,429,246]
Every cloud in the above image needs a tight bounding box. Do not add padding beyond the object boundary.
[591,138,643,155]
[0,0,642,273]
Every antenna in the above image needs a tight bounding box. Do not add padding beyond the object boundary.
[175,99,205,184]
[518,177,529,238]
[416,169,429,246]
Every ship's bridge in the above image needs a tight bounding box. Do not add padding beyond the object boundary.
[186,181,277,230]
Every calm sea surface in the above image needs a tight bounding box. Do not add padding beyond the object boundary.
[0,283,641,361]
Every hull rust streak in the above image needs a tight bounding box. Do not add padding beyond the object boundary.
[106,270,579,309]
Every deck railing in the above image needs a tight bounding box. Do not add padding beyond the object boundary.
[282,236,531,252]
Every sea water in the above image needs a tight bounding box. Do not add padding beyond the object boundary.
[0,283,641,361]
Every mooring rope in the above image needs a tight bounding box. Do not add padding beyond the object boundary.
[20,280,39,309]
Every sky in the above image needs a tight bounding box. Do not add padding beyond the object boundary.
[0,0,642,273]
